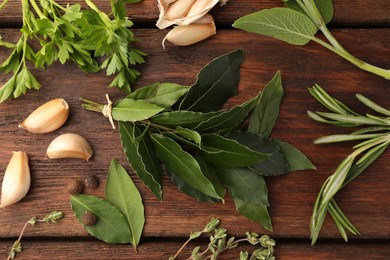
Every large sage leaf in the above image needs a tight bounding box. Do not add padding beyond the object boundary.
[233,8,317,46]
[150,110,221,129]
[233,197,273,231]
[248,71,283,138]
[105,159,145,249]
[179,49,244,112]
[201,133,269,168]
[112,98,164,122]
[151,134,223,200]
[228,132,289,176]
[119,122,163,200]
[126,83,189,108]
[70,194,131,244]
[273,138,316,171]
[216,167,268,206]
[284,0,334,24]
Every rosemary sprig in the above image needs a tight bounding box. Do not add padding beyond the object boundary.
[308,84,390,244]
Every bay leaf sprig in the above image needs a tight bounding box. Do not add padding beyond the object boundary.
[81,50,315,231]
[0,0,145,102]
[70,158,145,250]
[233,0,390,80]
[307,84,390,244]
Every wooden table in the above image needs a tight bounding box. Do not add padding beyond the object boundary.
[0,0,389,259]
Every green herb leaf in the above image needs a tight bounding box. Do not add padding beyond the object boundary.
[284,0,334,24]
[174,126,202,146]
[248,71,283,138]
[105,159,145,249]
[119,122,163,200]
[70,194,131,244]
[179,49,244,112]
[112,99,165,122]
[233,8,317,46]
[127,83,189,108]
[150,110,221,129]
[151,134,223,200]
[233,197,272,231]
[201,134,269,168]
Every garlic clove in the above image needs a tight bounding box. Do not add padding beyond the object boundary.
[163,18,216,47]
[164,0,196,19]
[0,151,30,208]
[46,133,93,161]
[187,0,219,18]
[19,98,69,134]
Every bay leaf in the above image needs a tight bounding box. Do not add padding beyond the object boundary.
[248,71,283,138]
[150,110,221,129]
[272,138,316,171]
[216,167,268,206]
[105,159,145,249]
[200,133,269,168]
[284,0,334,24]
[126,83,189,108]
[151,134,223,200]
[119,121,163,200]
[227,132,289,176]
[112,98,164,122]
[70,194,131,244]
[233,8,317,46]
[233,197,273,231]
[174,126,202,146]
[179,49,244,112]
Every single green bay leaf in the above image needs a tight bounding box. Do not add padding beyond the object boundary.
[174,126,202,146]
[112,98,164,122]
[118,122,163,200]
[201,133,269,168]
[248,71,283,138]
[105,159,145,249]
[233,197,273,231]
[150,110,221,129]
[70,194,131,244]
[179,49,244,112]
[233,8,317,46]
[151,134,223,200]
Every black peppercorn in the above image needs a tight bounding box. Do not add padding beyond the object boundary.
[67,180,83,195]
[82,211,97,226]
[84,175,99,189]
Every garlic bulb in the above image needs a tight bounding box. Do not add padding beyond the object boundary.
[19,98,69,133]
[0,151,30,208]
[46,133,93,161]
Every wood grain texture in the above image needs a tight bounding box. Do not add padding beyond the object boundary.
[0,0,390,26]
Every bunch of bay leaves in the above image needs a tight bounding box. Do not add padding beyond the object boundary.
[79,49,315,247]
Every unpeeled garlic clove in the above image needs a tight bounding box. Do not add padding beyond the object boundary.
[0,151,30,208]
[163,15,216,47]
[164,0,196,19]
[46,133,93,161]
[19,98,69,133]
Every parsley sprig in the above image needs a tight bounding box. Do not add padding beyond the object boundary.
[0,0,146,102]
[308,85,390,244]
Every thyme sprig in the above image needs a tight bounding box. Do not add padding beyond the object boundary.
[308,84,390,244]
[8,211,63,259]
[169,218,276,260]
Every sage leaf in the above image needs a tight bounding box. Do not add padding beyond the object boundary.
[151,134,223,200]
[70,194,131,244]
[112,98,165,122]
[216,167,268,206]
[228,132,289,176]
[105,159,145,249]
[179,49,244,112]
[272,138,316,171]
[233,197,272,231]
[150,110,220,129]
[233,8,317,46]
[248,71,283,138]
[119,122,163,200]
[174,126,202,146]
[284,0,334,24]
[200,134,269,168]
[126,83,189,108]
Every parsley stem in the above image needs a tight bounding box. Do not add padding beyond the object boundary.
[0,0,9,11]
[26,0,45,19]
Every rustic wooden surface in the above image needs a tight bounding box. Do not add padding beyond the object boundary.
[0,0,389,259]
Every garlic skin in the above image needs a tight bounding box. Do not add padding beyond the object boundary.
[19,98,69,133]
[46,133,93,161]
[0,151,30,208]
[163,14,216,47]
[156,0,219,29]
